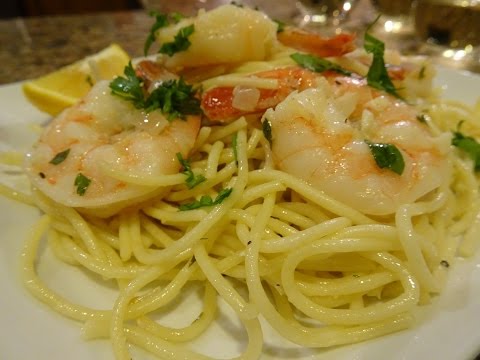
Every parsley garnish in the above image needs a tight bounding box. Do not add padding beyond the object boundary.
[145,78,201,120]
[74,173,91,196]
[232,133,238,163]
[291,53,351,76]
[144,11,169,56]
[144,11,192,56]
[364,31,401,98]
[109,62,145,108]
[86,75,94,86]
[109,63,201,120]
[49,149,70,165]
[452,131,480,171]
[418,65,426,80]
[171,12,185,23]
[262,119,272,145]
[366,140,405,175]
[176,153,206,189]
[416,114,427,123]
[159,24,195,57]
[274,19,286,33]
[179,188,233,211]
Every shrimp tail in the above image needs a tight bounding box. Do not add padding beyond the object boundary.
[278,28,356,57]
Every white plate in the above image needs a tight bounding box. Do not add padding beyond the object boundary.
[1,68,480,360]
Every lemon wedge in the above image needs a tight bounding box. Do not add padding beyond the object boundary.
[22,43,130,116]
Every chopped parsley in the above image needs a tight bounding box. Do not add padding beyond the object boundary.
[440,260,450,268]
[262,119,272,145]
[109,62,145,108]
[86,75,94,86]
[274,19,286,33]
[109,63,201,120]
[179,188,233,211]
[232,133,238,163]
[144,11,169,56]
[171,12,185,23]
[364,30,401,98]
[416,114,428,123]
[290,53,351,76]
[49,149,70,165]
[418,65,426,80]
[366,140,405,175]
[176,152,206,189]
[452,130,480,171]
[159,24,195,57]
[74,173,91,196]
[145,77,201,120]
[144,11,193,56]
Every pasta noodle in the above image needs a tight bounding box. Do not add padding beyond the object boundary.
[1,3,480,359]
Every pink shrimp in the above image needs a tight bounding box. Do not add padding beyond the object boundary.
[278,28,356,58]
[25,62,201,211]
[262,76,451,215]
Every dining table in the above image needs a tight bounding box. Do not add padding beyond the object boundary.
[1,0,479,85]
[0,0,479,359]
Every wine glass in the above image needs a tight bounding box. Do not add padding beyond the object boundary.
[295,0,359,30]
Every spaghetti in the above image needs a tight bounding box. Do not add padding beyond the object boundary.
[1,4,480,360]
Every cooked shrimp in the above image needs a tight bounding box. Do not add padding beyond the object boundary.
[24,78,200,210]
[263,77,451,216]
[277,28,356,57]
[201,52,434,123]
[156,4,278,69]
[202,67,318,122]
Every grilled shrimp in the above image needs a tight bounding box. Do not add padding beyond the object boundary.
[24,65,200,210]
[263,77,451,216]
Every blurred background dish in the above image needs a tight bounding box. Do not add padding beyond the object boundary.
[370,0,417,36]
[415,0,480,73]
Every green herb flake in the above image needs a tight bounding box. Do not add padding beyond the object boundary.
[230,1,244,7]
[232,133,238,163]
[262,119,273,145]
[109,62,145,108]
[49,149,71,165]
[86,75,94,86]
[176,153,206,189]
[110,63,201,120]
[159,24,195,57]
[74,173,91,196]
[290,53,351,76]
[144,11,169,56]
[366,140,405,175]
[364,31,401,98]
[171,12,185,23]
[146,78,201,120]
[452,131,480,171]
[418,65,426,80]
[416,114,427,123]
[274,19,286,33]
[440,260,450,268]
[179,188,233,211]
